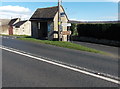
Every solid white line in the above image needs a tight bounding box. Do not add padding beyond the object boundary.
[7,37,9,39]
[0,46,120,85]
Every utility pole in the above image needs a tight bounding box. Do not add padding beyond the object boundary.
[58,0,61,41]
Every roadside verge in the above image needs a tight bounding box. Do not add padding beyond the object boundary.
[17,37,108,55]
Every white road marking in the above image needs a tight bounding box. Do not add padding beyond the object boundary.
[6,37,9,39]
[1,36,16,40]
[0,46,120,85]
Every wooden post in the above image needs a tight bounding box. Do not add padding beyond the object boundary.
[58,0,61,41]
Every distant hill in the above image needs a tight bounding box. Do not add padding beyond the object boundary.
[0,19,10,26]
[68,20,120,24]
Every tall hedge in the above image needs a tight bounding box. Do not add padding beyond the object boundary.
[77,23,120,41]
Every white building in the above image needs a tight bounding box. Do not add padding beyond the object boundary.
[13,20,31,36]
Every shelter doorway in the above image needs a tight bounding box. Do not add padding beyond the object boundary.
[38,22,48,39]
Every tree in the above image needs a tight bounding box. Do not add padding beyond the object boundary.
[70,23,78,36]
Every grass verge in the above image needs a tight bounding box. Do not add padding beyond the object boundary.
[0,34,29,37]
[17,37,107,55]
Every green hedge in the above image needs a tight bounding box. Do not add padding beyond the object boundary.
[77,23,120,41]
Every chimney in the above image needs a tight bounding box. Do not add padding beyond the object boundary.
[18,18,21,21]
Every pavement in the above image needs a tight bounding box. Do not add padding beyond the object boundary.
[1,36,119,87]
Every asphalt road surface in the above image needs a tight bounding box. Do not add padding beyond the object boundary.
[1,36,119,87]
[73,41,119,57]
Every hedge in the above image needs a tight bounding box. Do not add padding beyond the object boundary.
[77,23,120,41]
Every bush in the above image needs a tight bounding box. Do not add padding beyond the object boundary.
[77,23,120,41]
[70,23,78,36]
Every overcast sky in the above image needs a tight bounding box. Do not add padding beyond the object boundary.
[0,0,119,21]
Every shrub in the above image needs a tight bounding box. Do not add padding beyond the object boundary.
[70,23,78,36]
[77,23,120,41]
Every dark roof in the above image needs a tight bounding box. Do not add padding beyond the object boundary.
[8,18,18,25]
[13,20,27,28]
[30,6,58,21]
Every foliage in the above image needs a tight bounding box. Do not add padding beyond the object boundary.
[77,23,120,41]
[70,23,78,36]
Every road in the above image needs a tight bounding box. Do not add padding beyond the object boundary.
[73,41,119,57]
[1,36,119,87]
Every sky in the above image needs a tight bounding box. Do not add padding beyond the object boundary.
[0,0,119,21]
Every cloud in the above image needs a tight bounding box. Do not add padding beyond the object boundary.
[0,5,30,13]
[70,18,89,21]
[0,5,32,19]
[69,18,99,21]
[106,0,119,2]
[70,15,118,21]
[99,16,118,20]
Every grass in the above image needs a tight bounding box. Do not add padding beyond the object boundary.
[17,37,107,55]
[0,34,29,37]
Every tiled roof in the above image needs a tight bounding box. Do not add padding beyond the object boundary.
[30,6,58,21]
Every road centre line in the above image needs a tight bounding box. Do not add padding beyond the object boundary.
[0,46,120,85]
